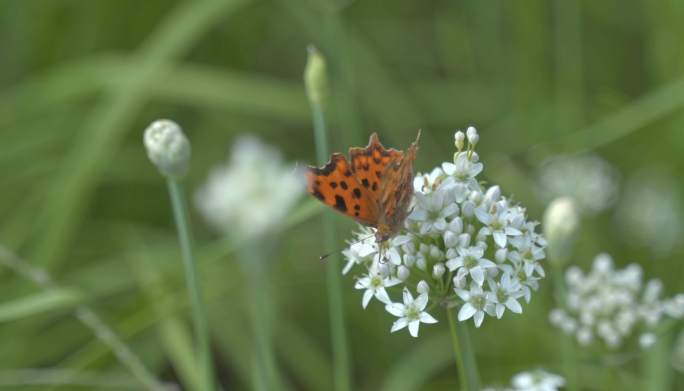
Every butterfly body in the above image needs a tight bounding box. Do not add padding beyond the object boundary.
[297,131,420,245]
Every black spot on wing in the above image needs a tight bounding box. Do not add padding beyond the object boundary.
[372,182,378,191]
[340,181,348,190]
[354,205,361,210]
[353,188,361,198]
[361,178,370,188]
[330,182,338,189]
[375,171,382,179]
[344,170,352,177]
[334,195,347,212]
[355,212,360,216]
[305,154,340,177]
[311,187,325,201]
[314,180,321,186]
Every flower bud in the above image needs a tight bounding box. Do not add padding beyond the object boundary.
[542,197,581,266]
[485,185,501,201]
[143,119,191,180]
[429,245,441,260]
[466,126,477,137]
[470,151,479,163]
[402,241,416,255]
[419,243,430,254]
[468,133,479,146]
[378,262,392,278]
[468,191,484,205]
[398,265,411,281]
[477,240,488,252]
[462,201,475,219]
[465,224,475,236]
[417,280,430,294]
[453,275,466,289]
[495,248,508,263]
[443,230,458,248]
[448,217,463,234]
[455,131,465,150]
[432,263,445,278]
[403,253,416,268]
[303,44,330,109]
[446,248,458,260]
[416,256,428,271]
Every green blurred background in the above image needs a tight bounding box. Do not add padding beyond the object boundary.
[1,0,684,390]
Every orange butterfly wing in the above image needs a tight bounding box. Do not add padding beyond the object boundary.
[349,134,405,201]
[296,153,381,228]
[380,132,420,236]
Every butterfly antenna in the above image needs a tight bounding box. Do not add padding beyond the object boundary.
[320,234,375,260]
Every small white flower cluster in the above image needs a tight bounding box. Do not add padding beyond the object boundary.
[195,135,304,239]
[549,253,684,350]
[481,369,566,391]
[343,128,547,337]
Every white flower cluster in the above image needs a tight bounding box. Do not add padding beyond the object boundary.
[549,253,684,349]
[195,135,304,239]
[343,128,547,337]
[481,369,566,391]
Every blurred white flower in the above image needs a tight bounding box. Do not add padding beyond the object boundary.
[550,252,683,350]
[474,200,524,247]
[386,288,438,337]
[511,369,566,391]
[194,135,303,239]
[535,154,619,215]
[542,196,580,266]
[613,168,683,258]
[409,189,458,233]
[413,167,445,194]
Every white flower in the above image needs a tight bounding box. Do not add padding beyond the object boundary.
[455,282,496,328]
[474,201,524,247]
[511,369,566,391]
[542,196,580,265]
[499,262,540,303]
[446,246,496,286]
[385,288,438,337]
[486,273,524,318]
[355,261,402,309]
[409,190,458,233]
[508,234,546,278]
[143,119,191,179]
[369,234,413,265]
[413,167,445,194]
[341,238,375,275]
[194,136,303,239]
[639,332,657,350]
[441,152,483,202]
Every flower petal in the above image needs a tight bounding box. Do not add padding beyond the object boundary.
[474,310,485,328]
[458,303,477,321]
[385,303,407,317]
[420,312,438,324]
[473,207,490,225]
[505,298,523,314]
[362,290,374,309]
[374,287,392,304]
[391,317,409,332]
[470,266,485,286]
[493,232,507,247]
[496,303,505,319]
[402,289,414,306]
[442,162,456,175]
[408,320,420,337]
[455,289,471,302]
[414,293,429,311]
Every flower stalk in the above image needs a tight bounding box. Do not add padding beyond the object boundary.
[447,307,480,391]
[305,44,352,391]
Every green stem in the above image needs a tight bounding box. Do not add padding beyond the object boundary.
[312,106,352,391]
[603,365,617,391]
[167,179,215,391]
[446,307,480,391]
[552,265,578,391]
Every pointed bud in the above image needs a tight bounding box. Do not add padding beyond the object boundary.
[143,119,191,180]
[446,248,458,260]
[419,243,430,254]
[453,275,466,289]
[465,224,475,236]
[444,231,459,248]
[416,256,428,271]
[466,126,477,137]
[402,242,416,255]
[417,280,430,294]
[303,44,330,110]
[542,197,580,266]
[398,265,411,281]
[432,263,445,278]
[403,254,416,268]
[429,245,441,260]
[485,186,501,201]
[462,201,475,219]
[455,131,465,150]
[448,217,463,234]
[378,262,392,278]
[495,248,508,263]
[468,132,479,146]
[470,151,479,163]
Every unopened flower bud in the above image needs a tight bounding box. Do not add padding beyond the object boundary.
[466,126,477,138]
[468,132,479,145]
[429,245,441,260]
[465,224,475,236]
[378,262,392,278]
[444,230,458,248]
[469,191,484,205]
[398,265,411,281]
[542,197,580,266]
[402,242,416,255]
[304,44,329,109]
[446,248,458,260]
[453,275,466,289]
[143,119,191,180]
[455,131,465,150]
[495,248,508,263]
[470,151,479,163]
[416,256,428,271]
[485,186,501,201]
[477,241,488,252]
[419,243,430,254]
[448,217,463,234]
[462,201,475,219]
[417,280,430,294]
[403,254,416,268]
[433,263,445,278]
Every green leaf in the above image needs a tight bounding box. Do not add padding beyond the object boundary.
[0,289,84,323]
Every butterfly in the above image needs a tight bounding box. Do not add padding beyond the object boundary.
[296,131,420,250]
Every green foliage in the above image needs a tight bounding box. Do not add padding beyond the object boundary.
[1,0,684,390]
